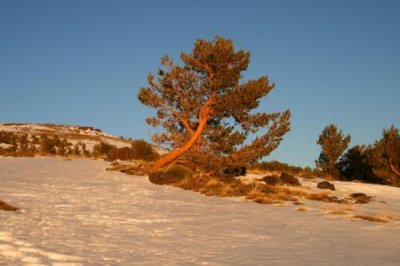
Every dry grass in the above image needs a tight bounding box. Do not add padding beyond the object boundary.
[306,192,343,203]
[245,184,276,204]
[172,175,352,207]
[327,206,353,215]
[106,161,150,176]
[199,179,228,196]
[353,214,389,223]
[244,183,311,204]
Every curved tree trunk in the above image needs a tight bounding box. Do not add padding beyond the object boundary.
[390,162,400,176]
[152,97,213,170]
[151,117,208,169]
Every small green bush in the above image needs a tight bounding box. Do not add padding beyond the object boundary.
[93,141,116,157]
[131,139,159,161]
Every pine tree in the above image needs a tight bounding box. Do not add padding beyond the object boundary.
[371,125,400,185]
[316,124,351,178]
[338,145,380,183]
[138,36,291,171]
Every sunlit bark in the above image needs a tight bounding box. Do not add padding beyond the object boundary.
[152,98,213,169]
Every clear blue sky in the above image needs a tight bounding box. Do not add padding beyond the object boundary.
[1,0,399,167]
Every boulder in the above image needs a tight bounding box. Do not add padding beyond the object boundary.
[219,166,246,178]
[262,173,301,186]
[350,193,372,204]
[280,172,301,186]
[262,175,280,186]
[0,200,19,211]
[317,181,335,191]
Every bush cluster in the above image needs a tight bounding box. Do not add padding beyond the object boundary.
[0,131,159,162]
[94,139,159,162]
[316,125,400,186]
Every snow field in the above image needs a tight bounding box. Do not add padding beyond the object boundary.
[0,157,400,265]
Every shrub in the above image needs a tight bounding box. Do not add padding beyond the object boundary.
[148,164,193,185]
[107,147,133,161]
[40,134,56,154]
[131,139,159,161]
[0,131,17,145]
[93,141,116,157]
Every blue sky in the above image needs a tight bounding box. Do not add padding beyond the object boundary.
[1,0,399,167]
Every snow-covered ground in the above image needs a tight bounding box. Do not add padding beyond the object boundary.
[1,157,400,265]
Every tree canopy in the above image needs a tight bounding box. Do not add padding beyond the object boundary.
[316,124,351,178]
[138,36,291,171]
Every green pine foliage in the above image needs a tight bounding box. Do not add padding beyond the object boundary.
[370,126,400,185]
[316,124,351,178]
[338,145,383,184]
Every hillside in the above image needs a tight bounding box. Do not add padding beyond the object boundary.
[0,123,131,152]
[0,123,165,160]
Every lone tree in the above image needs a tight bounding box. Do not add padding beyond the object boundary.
[139,36,291,171]
[316,124,351,178]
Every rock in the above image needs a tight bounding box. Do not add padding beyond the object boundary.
[262,173,301,187]
[350,193,372,204]
[279,172,301,186]
[0,200,19,211]
[317,181,335,190]
[219,166,246,178]
[350,192,367,199]
[262,175,280,186]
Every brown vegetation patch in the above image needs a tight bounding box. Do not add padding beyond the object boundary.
[348,193,373,204]
[106,161,151,176]
[149,164,194,185]
[327,206,353,215]
[0,200,19,211]
[306,192,344,203]
[353,215,389,223]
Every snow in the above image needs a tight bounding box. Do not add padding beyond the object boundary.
[0,124,50,133]
[0,143,12,149]
[1,157,400,265]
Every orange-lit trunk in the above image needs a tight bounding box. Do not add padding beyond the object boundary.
[152,117,208,169]
[390,162,400,176]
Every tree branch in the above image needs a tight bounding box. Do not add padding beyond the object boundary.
[389,159,400,176]
[157,100,194,136]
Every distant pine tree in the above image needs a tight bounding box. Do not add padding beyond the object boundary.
[316,124,351,178]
